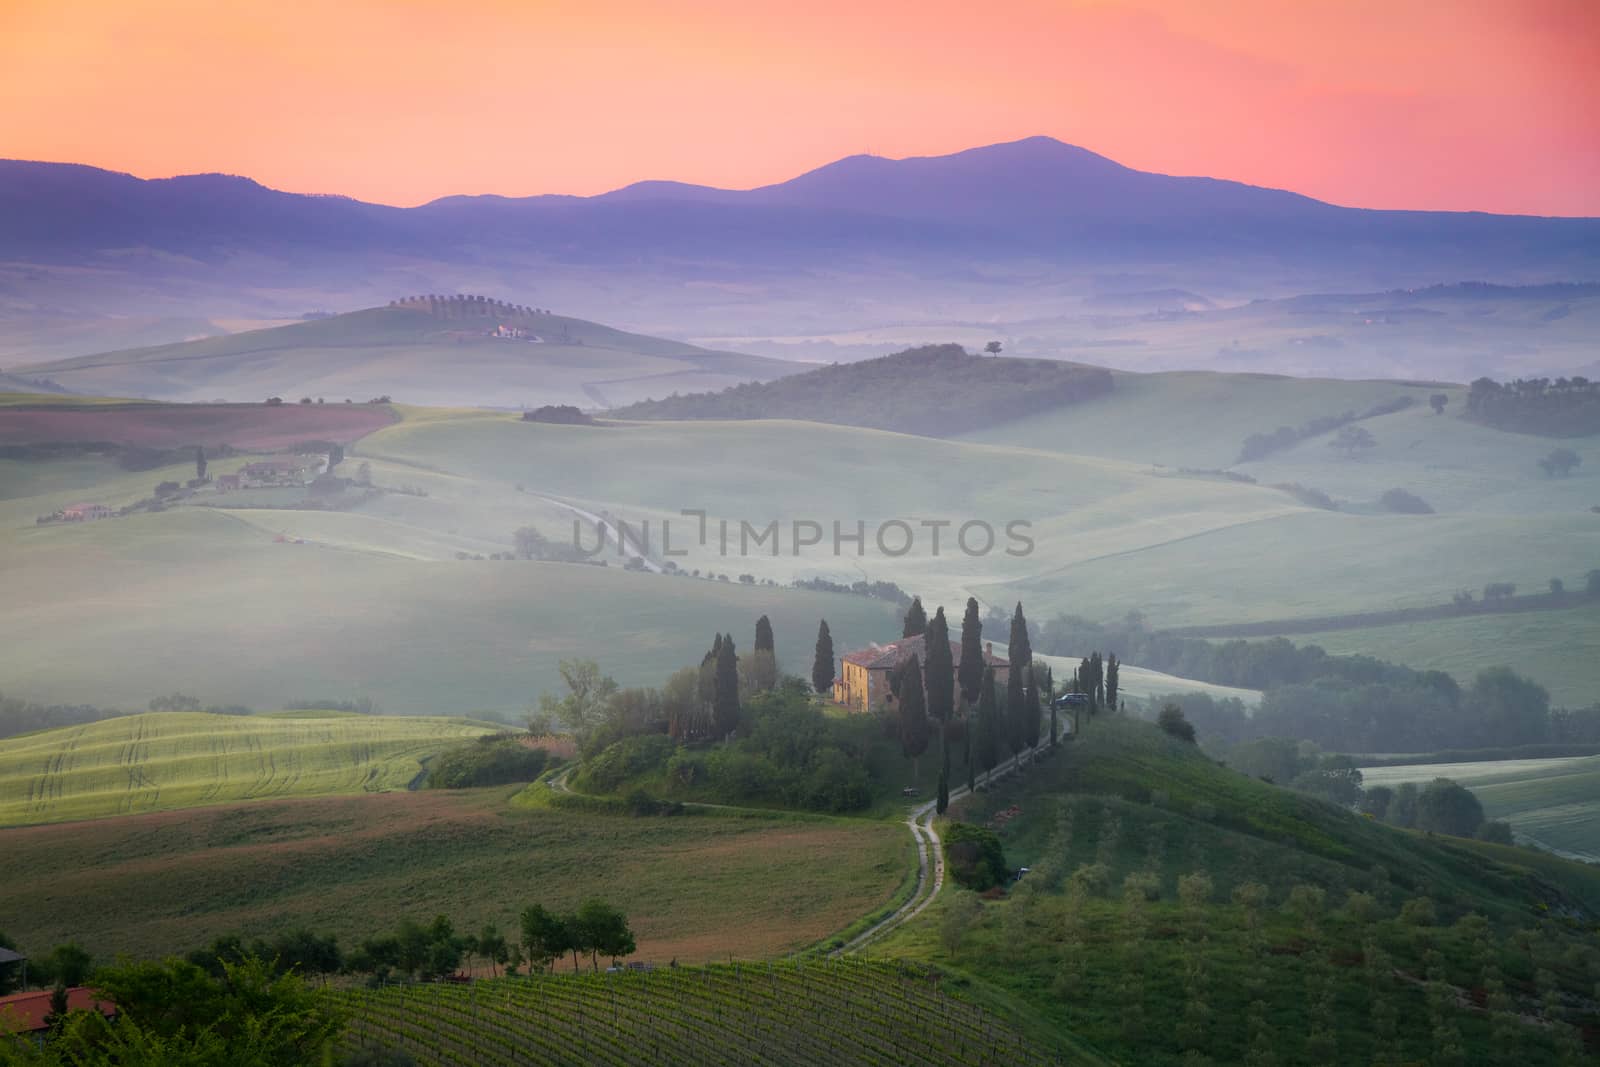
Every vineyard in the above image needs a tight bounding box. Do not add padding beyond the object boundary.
[337,958,1077,1066]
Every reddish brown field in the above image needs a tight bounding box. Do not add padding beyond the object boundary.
[0,789,905,964]
[0,403,396,449]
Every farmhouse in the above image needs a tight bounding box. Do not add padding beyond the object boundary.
[57,502,112,522]
[215,473,242,492]
[238,455,325,488]
[833,634,1009,714]
[0,987,117,1036]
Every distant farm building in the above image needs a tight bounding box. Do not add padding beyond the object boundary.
[833,634,1009,713]
[57,502,112,522]
[215,473,242,492]
[0,987,117,1036]
[238,455,326,488]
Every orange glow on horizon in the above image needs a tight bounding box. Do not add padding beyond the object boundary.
[1,0,1596,215]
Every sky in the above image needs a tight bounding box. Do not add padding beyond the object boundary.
[1,0,1596,215]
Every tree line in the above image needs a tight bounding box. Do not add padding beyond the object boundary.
[1465,375,1600,436]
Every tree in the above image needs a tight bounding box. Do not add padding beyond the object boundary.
[812,620,835,695]
[1416,778,1485,838]
[1549,577,1565,597]
[1004,662,1028,757]
[902,597,927,637]
[1537,447,1581,477]
[984,341,1003,357]
[520,904,567,974]
[713,634,741,738]
[957,598,985,704]
[37,943,92,988]
[936,732,950,814]
[1389,781,1420,828]
[1105,654,1119,710]
[754,615,774,654]
[924,607,954,726]
[975,667,1000,781]
[0,931,20,995]
[534,659,618,746]
[1158,703,1196,743]
[513,525,550,560]
[1008,602,1032,672]
[897,654,931,784]
[475,924,508,977]
[1329,425,1377,457]
[573,899,635,971]
[1429,393,1448,415]
[355,461,372,486]
[1022,666,1042,750]
[194,446,207,482]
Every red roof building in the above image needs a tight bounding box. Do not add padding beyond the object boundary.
[833,633,1009,713]
[0,988,116,1035]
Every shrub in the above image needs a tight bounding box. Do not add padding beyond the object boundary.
[1284,885,1326,925]
[1477,820,1514,845]
[574,734,676,794]
[426,739,551,789]
[1400,897,1437,927]
[1158,704,1196,743]
[1415,778,1485,838]
[1067,863,1112,898]
[943,822,1008,892]
[1123,872,1161,903]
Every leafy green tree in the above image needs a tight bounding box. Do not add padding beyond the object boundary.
[534,659,618,746]
[811,620,835,695]
[38,943,93,988]
[1389,781,1420,828]
[573,899,635,971]
[984,341,1003,357]
[1537,447,1580,477]
[1430,393,1448,415]
[897,654,931,784]
[713,634,741,738]
[1416,778,1485,838]
[1463,666,1550,746]
[1330,424,1377,457]
[520,904,567,974]
[475,924,508,977]
[924,607,953,725]
[957,598,985,704]
[902,596,927,637]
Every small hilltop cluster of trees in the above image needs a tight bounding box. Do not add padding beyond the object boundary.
[1465,375,1600,436]
[390,294,553,318]
[1235,397,1411,463]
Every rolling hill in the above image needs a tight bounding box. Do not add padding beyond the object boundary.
[16,299,797,408]
[611,343,1114,434]
[5,139,1598,375]
[0,711,501,827]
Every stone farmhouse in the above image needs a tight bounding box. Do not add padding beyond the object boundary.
[833,633,1010,714]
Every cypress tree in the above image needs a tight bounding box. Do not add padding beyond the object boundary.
[975,666,1000,780]
[811,620,834,695]
[957,597,985,704]
[1008,602,1032,672]
[754,615,774,654]
[1080,656,1098,716]
[1006,664,1027,757]
[936,732,950,814]
[713,635,740,739]
[195,446,207,482]
[898,654,931,786]
[1046,666,1058,747]
[1106,654,1120,710]
[902,597,927,638]
[924,607,954,725]
[965,717,975,793]
[1091,652,1105,706]
[1024,667,1041,750]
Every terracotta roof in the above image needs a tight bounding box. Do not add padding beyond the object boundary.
[0,988,117,1034]
[841,633,1009,670]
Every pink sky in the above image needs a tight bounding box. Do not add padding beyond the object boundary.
[1,0,1596,214]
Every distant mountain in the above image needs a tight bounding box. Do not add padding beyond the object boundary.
[611,343,1114,436]
[16,297,796,409]
[2,137,1597,373]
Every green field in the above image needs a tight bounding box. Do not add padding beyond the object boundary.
[0,789,906,965]
[1284,603,1600,707]
[16,305,797,409]
[337,959,1088,1066]
[0,711,504,826]
[1361,755,1600,862]
[872,718,1600,1066]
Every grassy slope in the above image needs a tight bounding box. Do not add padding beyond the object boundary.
[1362,755,1600,862]
[0,789,905,964]
[0,711,502,826]
[874,718,1600,1066]
[18,306,796,408]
